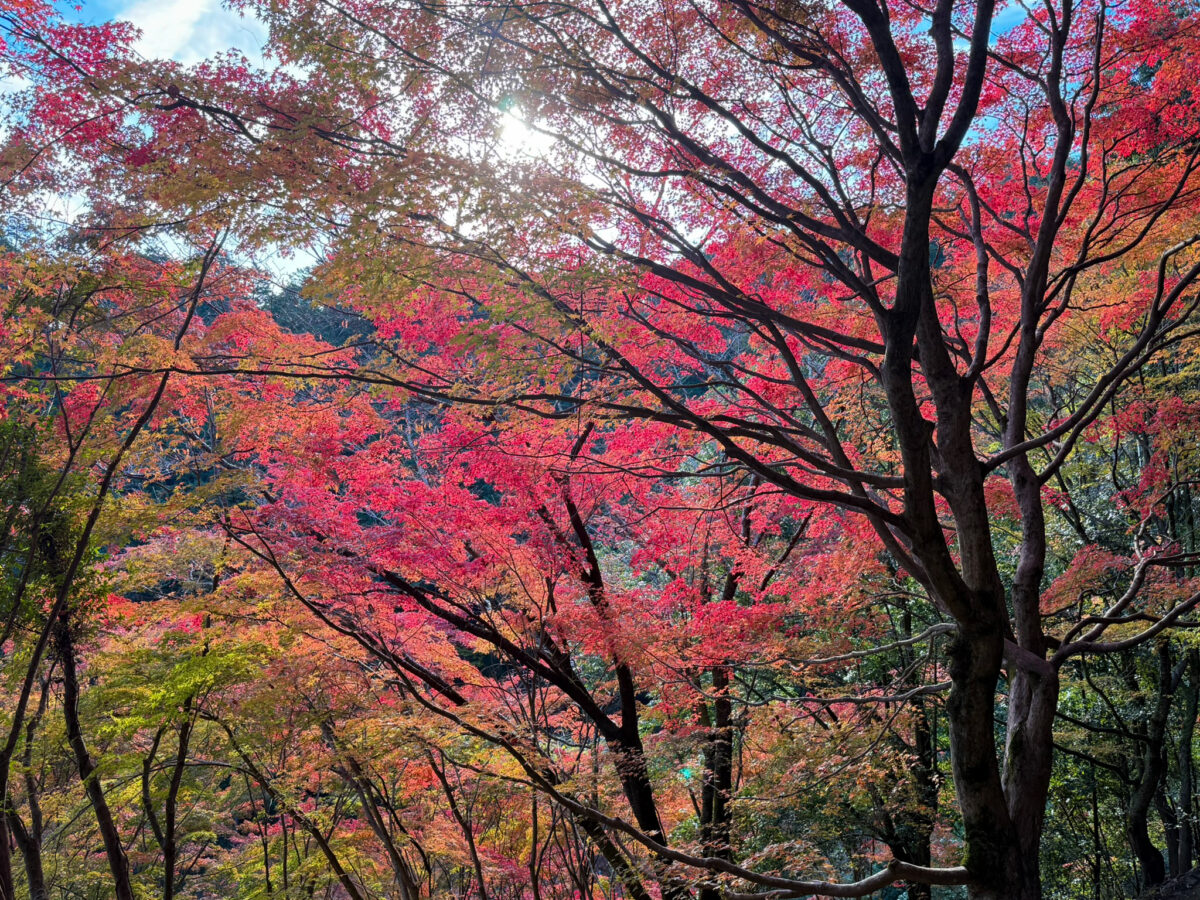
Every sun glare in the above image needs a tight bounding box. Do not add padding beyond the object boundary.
[498,106,556,159]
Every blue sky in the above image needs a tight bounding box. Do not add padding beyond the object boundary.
[71,0,1027,68]
[72,0,266,65]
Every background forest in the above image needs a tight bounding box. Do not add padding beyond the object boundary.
[2,0,1200,898]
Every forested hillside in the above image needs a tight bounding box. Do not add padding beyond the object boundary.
[2,0,1200,897]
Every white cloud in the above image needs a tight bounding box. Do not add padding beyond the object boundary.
[116,0,267,65]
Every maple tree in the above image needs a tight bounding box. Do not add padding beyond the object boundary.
[5,0,1200,899]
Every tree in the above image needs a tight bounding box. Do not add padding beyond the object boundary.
[5,0,1200,898]
[94,0,1200,896]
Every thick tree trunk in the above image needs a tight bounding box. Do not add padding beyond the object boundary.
[884,177,1047,900]
[946,628,1039,900]
[1001,665,1059,889]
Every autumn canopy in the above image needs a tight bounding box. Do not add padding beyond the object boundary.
[2,0,1200,898]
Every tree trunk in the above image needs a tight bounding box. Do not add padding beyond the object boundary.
[327,733,423,900]
[1127,643,1173,888]
[163,705,195,900]
[8,670,51,900]
[1000,664,1059,895]
[877,168,1047,898]
[698,665,733,900]
[1178,650,1199,872]
[1156,783,1181,879]
[5,804,45,900]
[885,700,937,900]
[946,628,1040,900]
[55,619,136,900]
[427,751,490,900]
